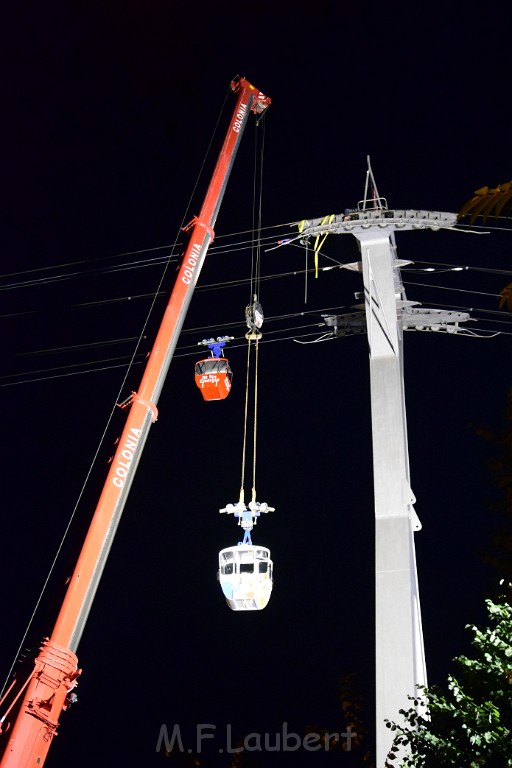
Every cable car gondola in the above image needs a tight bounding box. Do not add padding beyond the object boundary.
[218,500,274,611]
[195,336,233,401]
[218,545,273,611]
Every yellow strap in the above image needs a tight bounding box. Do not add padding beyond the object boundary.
[313,215,334,277]
[298,215,334,277]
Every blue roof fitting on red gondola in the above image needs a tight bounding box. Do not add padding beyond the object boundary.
[200,335,233,357]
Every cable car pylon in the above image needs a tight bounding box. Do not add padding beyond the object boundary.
[295,158,471,766]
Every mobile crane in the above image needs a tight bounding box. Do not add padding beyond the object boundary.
[0,76,271,768]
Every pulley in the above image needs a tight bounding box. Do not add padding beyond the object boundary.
[245,298,264,339]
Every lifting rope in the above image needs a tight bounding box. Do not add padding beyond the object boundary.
[251,333,259,504]
[221,114,274,545]
[239,113,267,507]
[239,335,251,504]
[239,295,263,507]
[237,324,261,504]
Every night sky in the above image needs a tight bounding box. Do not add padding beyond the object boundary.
[1,3,512,766]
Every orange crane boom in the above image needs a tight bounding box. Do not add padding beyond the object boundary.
[0,76,270,768]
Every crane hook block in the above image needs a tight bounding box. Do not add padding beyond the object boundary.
[245,301,264,339]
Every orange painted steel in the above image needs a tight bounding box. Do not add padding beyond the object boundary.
[0,76,270,768]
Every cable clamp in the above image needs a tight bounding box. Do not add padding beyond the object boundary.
[182,216,215,241]
[118,392,159,422]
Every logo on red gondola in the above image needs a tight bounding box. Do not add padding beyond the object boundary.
[200,374,220,387]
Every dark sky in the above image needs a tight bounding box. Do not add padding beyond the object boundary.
[1,2,512,766]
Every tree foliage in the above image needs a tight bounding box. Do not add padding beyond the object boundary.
[457,181,512,225]
[498,284,512,313]
[457,180,512,313]
[385,586,512,767]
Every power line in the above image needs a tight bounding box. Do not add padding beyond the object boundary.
[3,223,512,389]
[0,318,332,388]
[0,226,297,291]
[402,279,501,300]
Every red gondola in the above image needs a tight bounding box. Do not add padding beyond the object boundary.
[195,336,234,401]
[195,357,233,401]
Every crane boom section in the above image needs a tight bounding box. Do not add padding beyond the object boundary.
[53,77,269,653]
[0,76,270,768]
